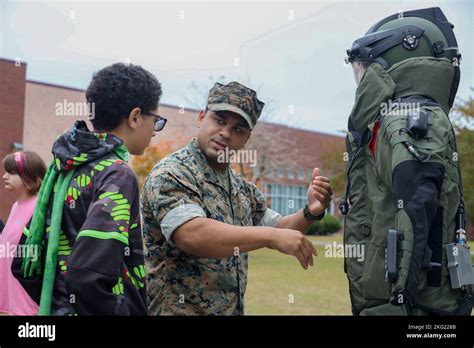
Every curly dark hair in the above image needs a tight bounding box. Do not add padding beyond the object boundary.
[86,63,162,131]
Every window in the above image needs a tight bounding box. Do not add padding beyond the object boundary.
[266,166,273,177]
[278,166,285,178]
[298,168,306,180]
[288,167,295,179]
[265,183,307,216]
[298,186,305,196]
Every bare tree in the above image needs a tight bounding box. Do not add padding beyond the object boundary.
[185,74,280,123]
[184,75,227,110]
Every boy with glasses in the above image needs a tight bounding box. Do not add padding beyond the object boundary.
[15,63,163,315]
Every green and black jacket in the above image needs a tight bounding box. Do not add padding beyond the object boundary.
[13,120,147,315]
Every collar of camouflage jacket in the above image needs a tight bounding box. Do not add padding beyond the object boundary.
[187,138,239,197]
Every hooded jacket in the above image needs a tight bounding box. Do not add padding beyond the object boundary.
[13,120,147,315]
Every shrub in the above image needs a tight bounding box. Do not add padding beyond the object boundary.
[306,214,342,235]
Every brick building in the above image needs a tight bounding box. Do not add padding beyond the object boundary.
[0,59,27,222]
[0,57,345,222]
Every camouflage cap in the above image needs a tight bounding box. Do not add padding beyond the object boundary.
[206,82,265,129]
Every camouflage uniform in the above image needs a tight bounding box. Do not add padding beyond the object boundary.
[141,139,282,315]
[141,81,280,315]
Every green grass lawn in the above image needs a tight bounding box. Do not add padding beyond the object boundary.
[246,233,351,315]
[246,233,474,315]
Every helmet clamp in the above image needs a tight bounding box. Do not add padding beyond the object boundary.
[402,34,419,50]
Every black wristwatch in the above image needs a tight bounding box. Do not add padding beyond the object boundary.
[303,203,325,221]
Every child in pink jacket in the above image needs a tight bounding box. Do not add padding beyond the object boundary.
[0,151,46,315]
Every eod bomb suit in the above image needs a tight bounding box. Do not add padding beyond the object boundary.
[341,7,474,315]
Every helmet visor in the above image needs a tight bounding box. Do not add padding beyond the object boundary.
[352,61,368,86]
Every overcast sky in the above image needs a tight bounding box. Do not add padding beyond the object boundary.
[1,0,472,135]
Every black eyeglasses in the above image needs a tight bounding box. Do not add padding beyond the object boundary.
[146,112,167,131]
